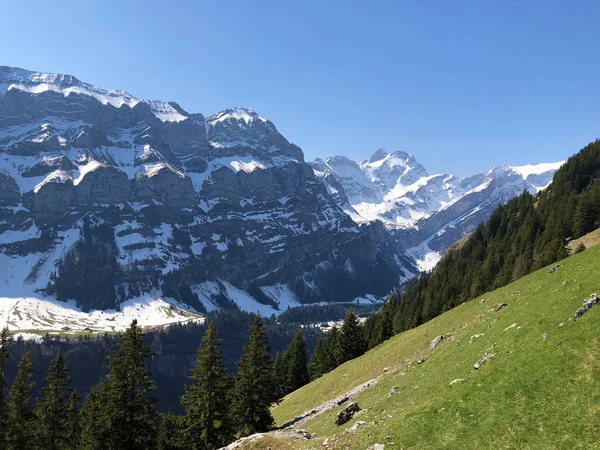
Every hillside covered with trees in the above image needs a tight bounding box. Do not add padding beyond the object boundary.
[363,139,600,348]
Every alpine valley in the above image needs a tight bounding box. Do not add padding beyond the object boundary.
[0,66,563,334]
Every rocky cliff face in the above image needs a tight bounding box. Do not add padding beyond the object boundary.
[312,150,563,270]
[0,67,417,319]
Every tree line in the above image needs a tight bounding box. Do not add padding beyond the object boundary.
[362,139,600,350]
[0,316,316,450]
[0,308,372,450]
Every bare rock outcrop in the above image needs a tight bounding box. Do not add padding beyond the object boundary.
[73,164,130,205]
[335,402,360,426]
[574,294,599,320]
[131,163,196,208]
[0,171,20,206]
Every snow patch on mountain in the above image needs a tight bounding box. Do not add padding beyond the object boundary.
[0,67,187,123]
[313,149,564,230]
[0,295,203,335]
[207,107,267,125]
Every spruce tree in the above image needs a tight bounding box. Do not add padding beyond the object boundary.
[231,315,276,436]
[0,328,11,447]
[308,337,327,380]
[181,321,232,450]
[157,412,186,450]
[323,325,339,372]
[7,350,35,450]
[285,328,309,392]
[65,390,81,450]
[335,309,366,365]
[272,351,288,401]
[79,320,158,450]
[35,351,75,450]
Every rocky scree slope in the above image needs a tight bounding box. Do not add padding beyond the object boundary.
[312,150,562,270]
[0,66,417,323]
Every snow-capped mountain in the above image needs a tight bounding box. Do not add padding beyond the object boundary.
[0,66,418,333]
[312,150,563,270]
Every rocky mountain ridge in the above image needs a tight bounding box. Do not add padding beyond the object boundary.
[0,66,416,331]
[312,150,563,270]
[0,66,563,332]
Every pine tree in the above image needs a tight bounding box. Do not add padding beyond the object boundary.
[157,412,186,450]
[308,337,327,380]
[79,387,109,450]
[335,309,366,365]
[0,328,11,447]
[272,351,288,401]
[35,351,75,450]
[322,326,339,373]
[65,390,81,450]
[181,321,233,450]
[7,351,35,450]
[79,320,158,450]
[231,315,276,436]
[284,328,309,392]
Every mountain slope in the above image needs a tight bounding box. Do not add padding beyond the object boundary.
[238,245,600,449]
[312,150,563,270]
[0,66,418,328]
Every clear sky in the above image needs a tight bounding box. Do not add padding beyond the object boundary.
[1,0,599,175]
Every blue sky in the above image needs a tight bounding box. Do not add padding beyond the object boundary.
[1,0,599,175]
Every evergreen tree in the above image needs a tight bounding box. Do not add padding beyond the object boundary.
[284,328,309,392]
[308,337,327,380]
[65,390,81,450]
[79,387,108,450]
[231,315,276,436]
[35,351,75,450]
[272,351,288,401]
[79,320,158,450]
[322,326,339,373]
[181,322,233,450]
[335,309,366,365]
[7,351,35,450]
[157,412,186,450]
[0,328,11,447]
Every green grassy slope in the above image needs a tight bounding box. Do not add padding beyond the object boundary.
[266,245,600,449]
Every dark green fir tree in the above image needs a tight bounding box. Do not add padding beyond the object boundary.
[181,321,233,450]
[0,328,11,447]
[231,315,276,436]
[35,351,77,450]
[284,328,309,392]
[7,350,35,450]
[335,309,366,365]
[79,320,158,450]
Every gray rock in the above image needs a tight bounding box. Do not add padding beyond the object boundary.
[474,344,497,370]
[335,402,360,426]
[428,335,444,350]
[73,164,130,205]
[492,303,508,312]
[348,420,366,432]
[469,333,484,344]
[0,172,20,206]
[574,294,599,320]
[388,386,398,398]
[449,378,464,388]
[541,332,548,341]
[131,164,196,208]
[367,444,385,450]
[549,264,560,273]
[31,173,74,218]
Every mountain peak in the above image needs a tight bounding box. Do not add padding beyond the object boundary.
[367,149,412,164]
[0,66,188,123]
[207,107,267,125]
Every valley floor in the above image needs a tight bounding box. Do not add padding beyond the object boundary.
[237,245,600,449]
